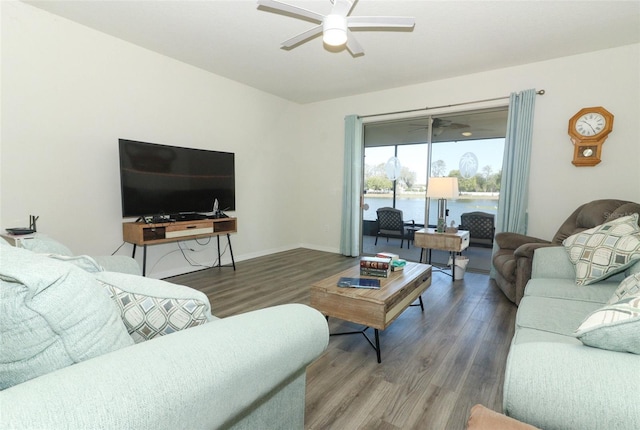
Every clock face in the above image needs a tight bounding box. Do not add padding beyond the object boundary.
[575,112,606,137]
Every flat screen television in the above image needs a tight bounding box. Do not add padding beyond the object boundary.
[118,139,235,219]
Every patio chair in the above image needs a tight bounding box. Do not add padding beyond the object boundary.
[460,211,495,247]
[375,207,415,249]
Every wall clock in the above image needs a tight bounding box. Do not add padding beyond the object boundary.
[568,106,614,166]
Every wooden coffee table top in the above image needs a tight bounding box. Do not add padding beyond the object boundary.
[310,262,432,330]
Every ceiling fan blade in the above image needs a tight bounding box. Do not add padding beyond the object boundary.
[346,31,364,56]
[347,16,415,28]
[257,0,324,23]
[331,0,355,17]
[281,25,323,48]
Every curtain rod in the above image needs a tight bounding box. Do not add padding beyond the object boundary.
[358,89,545,119]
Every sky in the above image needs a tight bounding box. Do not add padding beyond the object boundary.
[365,138,505,184]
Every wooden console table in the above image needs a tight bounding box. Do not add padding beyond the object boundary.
[122,218,237,276]
[414,228,470,279]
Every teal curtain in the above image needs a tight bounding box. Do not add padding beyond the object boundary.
[491,89,537,275]
[340,115,363,257]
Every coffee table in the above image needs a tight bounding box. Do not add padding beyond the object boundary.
[310,262,432,363]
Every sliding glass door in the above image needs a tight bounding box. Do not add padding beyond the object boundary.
[361,109,507,269]
[428,138,504,228]
[363,143,429,227]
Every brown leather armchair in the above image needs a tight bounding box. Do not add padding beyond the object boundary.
[492,199,640,305]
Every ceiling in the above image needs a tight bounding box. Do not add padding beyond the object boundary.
[364,109,509,146]
[23,1,640,105]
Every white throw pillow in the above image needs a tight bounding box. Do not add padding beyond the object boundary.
[575,274,640,354]
[563,214,640,285]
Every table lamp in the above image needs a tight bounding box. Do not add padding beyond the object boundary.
[426,177,459,233]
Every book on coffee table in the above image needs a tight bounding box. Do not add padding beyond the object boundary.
[337,277,381,289]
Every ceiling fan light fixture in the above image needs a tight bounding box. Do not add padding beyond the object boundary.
[323,15,347,46]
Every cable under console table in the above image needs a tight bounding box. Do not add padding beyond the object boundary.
[122,217,237,276]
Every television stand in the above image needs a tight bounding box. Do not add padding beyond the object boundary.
[122,218,237,276]
[171,213,208,221]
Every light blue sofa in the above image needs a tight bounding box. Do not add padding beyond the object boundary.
[503,246,640,429]
[0,240,329,429]
[16,233,143,275]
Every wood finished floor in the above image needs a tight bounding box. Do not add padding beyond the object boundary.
[168,248,517,430]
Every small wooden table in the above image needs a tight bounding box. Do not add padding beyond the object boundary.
[310,262,432,363]
[414,228,470,279]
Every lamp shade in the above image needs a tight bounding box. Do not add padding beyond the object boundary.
[323,15,348,46]
[426,177,459,199]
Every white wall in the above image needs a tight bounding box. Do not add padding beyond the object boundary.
[1,1,304,278]
[298,44,640,250]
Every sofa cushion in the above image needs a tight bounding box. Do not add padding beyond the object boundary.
[575,274,640,354]
[95,272,213,343]
[0,246,133,390]
[512,327,582,346]
[516,296,601,337]
[524,278,618,304]
[503,342,640,429]
[563,214,640,285]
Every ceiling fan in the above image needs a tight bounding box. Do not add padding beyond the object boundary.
[433,118,470,130]
[257,0,415,56]
[409,118,471,135]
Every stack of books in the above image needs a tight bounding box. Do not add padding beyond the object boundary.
[376,252,399,261]
[360,256,392,278]
[376,252,407,272]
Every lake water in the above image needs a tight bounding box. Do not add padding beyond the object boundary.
[364,196,498,227]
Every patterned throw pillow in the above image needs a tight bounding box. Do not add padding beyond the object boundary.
[608,273,640,304]
[100,281,210,343]
[563,214,640,285]
[575,274,640,354]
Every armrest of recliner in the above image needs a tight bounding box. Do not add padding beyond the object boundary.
[495,232,550,250]
[513,242,557,260]
[0,304,329,430]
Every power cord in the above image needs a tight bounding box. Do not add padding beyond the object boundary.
[121,238,230,275]
[111,241,127,256]
[177,239,230,269]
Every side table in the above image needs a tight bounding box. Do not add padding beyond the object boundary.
[0,233,37,248]
[414,228,470,279]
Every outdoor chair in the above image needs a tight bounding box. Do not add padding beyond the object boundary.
[460,211,495,247]
[375,207,415,249]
